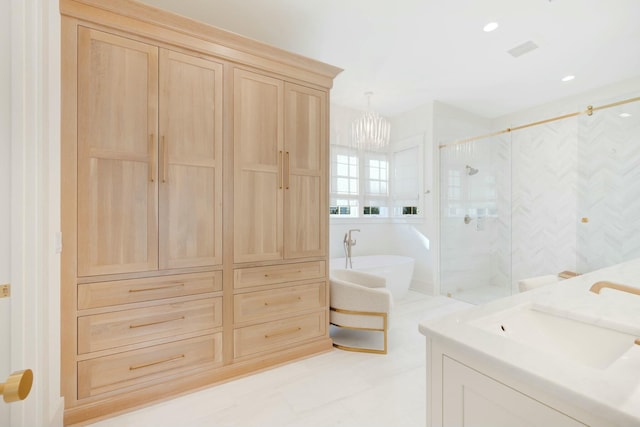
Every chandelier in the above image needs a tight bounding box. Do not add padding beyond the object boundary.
[351,92,390,151]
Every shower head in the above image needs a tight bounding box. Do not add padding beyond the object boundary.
[465,165,479,176]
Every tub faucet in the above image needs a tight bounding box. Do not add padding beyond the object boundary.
[343,229,360,268]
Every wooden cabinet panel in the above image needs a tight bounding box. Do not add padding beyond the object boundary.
[233,74,328,263]
[283,83,327,259]
[234,312,325,358]
[77,27,159,276]
[233,69,284,263]
[233,261,325,289]
[234,282,324,324]
[78,297,222,353]
[159,49,223,269]
[78,272,222,309]
[77,334,222,399]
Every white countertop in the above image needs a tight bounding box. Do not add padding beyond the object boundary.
[419,258,640,425]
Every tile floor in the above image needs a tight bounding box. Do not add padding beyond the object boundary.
[449,284,512,305]
[87,292,472,427]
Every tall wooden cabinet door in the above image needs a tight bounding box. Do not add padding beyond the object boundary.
[158,50,223,269]
[283,83,327,259]
[233,69,284,263]
[77,27,159,276]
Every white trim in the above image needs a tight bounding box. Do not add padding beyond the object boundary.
[10,0,63,425]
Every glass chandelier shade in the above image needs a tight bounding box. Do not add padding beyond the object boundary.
[351,92,390,151]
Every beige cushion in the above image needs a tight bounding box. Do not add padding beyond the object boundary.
[330,270,392,330]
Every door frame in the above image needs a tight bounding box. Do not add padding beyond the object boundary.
[9,0,63,426]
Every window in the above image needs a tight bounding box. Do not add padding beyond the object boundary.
[330,134,424,219]
[367,157,388,196]
[391,145,420,216]
[330,146,359,217]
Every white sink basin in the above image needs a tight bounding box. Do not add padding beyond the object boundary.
[470,304,638,370]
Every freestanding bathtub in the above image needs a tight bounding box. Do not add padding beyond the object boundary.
[330,255,415,300]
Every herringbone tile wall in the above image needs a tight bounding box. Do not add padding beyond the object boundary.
[577,102,640,272]
[511,117,579,287]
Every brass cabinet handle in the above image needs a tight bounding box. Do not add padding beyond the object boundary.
[278,150,283,189]
[0,369,33,403]
[264,296,302,306]
[128,283,185,293]
[129,354,184,371]
[264,326,301,339]
[285,151,290,189]
[148,134,155,182]
[263,269,303,279]
[129,316,185,329]
[162,136,168,183]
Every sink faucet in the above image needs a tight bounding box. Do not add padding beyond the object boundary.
[590,281,640,346]
[589,281,640,296]
[343,229,360,268]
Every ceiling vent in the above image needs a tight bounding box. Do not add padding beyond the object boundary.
[507,40,539,58]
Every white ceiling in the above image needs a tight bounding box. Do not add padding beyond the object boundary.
[139,0,640,118]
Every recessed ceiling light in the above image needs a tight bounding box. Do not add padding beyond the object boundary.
[483,22,499,32]
[619,112,632,118]
[561,75,575,82]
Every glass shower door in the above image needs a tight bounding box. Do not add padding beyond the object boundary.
[439,134,511,304]
[577,97,640,273]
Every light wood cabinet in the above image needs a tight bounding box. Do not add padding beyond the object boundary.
[158,49,223,269]
[78,297,223,353]
[234,311,326,359]
[77,28,223,277]
[77,27,159,277]
[233,70,284,263]
[61,0,339,424]
[283,83,327,259]
[78,334,223,399]
[233,70,327,263]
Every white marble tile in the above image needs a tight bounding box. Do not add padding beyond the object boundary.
[86,291,472,427]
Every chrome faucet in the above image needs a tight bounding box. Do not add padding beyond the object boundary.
[343,229,360,268]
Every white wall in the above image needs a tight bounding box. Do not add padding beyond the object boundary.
[9,0,63,425]
[1,0,12,425]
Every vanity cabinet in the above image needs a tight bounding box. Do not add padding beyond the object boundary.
[61,0,340,424]
[425,338,618,427]
[442,357,585,427]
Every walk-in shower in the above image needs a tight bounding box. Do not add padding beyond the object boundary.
[439,93,640,305]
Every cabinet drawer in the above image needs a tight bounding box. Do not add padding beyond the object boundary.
[78,271,222,309]
[234,282,325,324]
[78,334,222,399]
[78,297,222,354]
[234,311,326,358]
[234,261,325,289]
